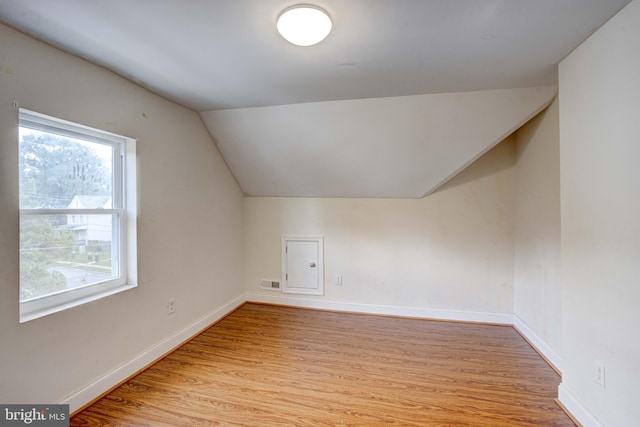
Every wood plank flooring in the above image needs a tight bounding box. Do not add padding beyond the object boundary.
[71,303,574,426]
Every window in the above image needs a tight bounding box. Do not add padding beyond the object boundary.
[18,109,137,322]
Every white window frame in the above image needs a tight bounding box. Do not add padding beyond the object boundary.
[18,109,137,323]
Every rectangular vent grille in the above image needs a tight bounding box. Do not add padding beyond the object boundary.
[260,279,281,291]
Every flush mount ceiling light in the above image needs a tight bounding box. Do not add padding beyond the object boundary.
[277,5,332,46]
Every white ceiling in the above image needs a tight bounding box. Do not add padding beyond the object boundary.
[203,86,557,197]
[0,0,631,197]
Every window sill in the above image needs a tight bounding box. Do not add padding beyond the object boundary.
[19,281,137,323]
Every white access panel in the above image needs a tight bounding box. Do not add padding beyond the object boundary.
[281,236,324,295]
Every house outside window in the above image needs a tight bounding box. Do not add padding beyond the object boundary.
[18,109,137,322]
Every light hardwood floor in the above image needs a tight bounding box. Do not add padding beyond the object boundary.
[71,303,574,426]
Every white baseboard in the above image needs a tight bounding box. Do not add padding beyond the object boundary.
[245,292,513,325]
[558,383,604,427]
[512,315,562,373]
[62,294,246,413]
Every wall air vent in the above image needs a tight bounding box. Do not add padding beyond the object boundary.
[260,279,281,291]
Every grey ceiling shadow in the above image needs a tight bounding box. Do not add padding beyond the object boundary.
[428,137,516,197]
[427,94,556,198]
[513,106,549,165]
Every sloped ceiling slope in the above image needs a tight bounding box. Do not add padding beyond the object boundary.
[3,0,622,198]
[201,86,556,198]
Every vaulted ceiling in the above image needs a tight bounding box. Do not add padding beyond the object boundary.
[203,86,557,197]
[0,1,631,197]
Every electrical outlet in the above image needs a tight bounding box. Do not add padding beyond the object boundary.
[595,361,605,388]
[336,274,342,285]
[167,298,175,315]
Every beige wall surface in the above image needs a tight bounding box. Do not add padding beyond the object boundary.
[245,139,516,314]
[559,0,640,425]
[0,24,244,405]
[513,98,562,355]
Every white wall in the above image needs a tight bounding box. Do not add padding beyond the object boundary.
[245,139,515,317]
[0,24,244,408]
[558,1,640,425]
[513,99,562,360]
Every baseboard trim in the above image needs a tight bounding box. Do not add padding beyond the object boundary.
[512,315,562,374]
[245,292,513,325]
[558,383,603,427]
[63,294,246,413]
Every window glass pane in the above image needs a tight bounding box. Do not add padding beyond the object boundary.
[17,110,135,322]
[20,214,117,302]
[19,128,113,209]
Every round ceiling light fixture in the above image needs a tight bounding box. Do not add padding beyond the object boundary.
[277,5,332,46]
